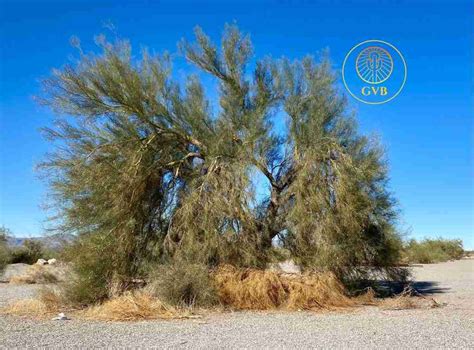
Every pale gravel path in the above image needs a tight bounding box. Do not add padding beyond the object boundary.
[1,259,473,349]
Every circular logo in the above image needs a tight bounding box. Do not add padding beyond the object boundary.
[356,46,393,84]
[342,40,407,105]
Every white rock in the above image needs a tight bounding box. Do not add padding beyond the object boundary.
[47,258,57,265]
[52,312,69,321]
[36,259,48,265]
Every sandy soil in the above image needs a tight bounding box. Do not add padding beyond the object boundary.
[0,259,473,349]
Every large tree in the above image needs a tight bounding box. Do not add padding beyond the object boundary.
[40,26,402,290]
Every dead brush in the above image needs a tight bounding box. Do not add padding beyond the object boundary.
[3,288,62,317]
[2,289,181,322]
[3,299,51,317]
[213,265,353,310]
[81,291,179,321]
[352,287,378,306]
[379,286,442,310]
[213,265,287,309]
[284,273,353,310]
[1,286,72,318]
[38,287,64,310]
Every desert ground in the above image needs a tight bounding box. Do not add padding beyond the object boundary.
[1,259,473,349]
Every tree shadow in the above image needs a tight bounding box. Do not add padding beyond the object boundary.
[410,281,451,295]
[380,280,450,296]
[349,279,450,297]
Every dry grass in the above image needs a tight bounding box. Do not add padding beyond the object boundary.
[213,265,353,311]
[3,288,62,317]
[9,264,68,284]
[3,265,437,321]
[81,291,179,321]
[380,295,423,310]
[2,290,181,321]
[285,273,354,310]
[38,287,65,310]
[4,299,52,317]
[379,287,442,310]
[352,287,378,305]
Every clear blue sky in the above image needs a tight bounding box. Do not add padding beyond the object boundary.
[0,0,472,248]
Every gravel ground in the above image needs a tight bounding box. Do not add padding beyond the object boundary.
[0,284,39,308]
[1,259,473,349]
[0,263,30,283]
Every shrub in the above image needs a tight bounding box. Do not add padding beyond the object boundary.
[0,243,9,273]
[437,239,464,260]
[60,233,116,306]
[267,246,292,263]
[0,247,9,272]
[403,238,464,264]
[148,261,218,307]
[9,239,45,264]
[0,229,11,272]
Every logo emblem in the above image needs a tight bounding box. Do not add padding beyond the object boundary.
[342,40,407,105]
[356,46,393,84]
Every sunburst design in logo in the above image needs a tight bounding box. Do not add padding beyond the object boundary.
[356,46,393,84]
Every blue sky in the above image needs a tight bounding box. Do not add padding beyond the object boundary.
[0,0,473,248]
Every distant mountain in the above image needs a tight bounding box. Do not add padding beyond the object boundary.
[6,236,24,247]
[7,233,75,248]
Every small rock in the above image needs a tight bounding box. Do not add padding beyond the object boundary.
[47,258,57,265]
[52,313,70,321]
[36,259,48,265]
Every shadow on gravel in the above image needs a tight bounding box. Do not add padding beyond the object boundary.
[381,280,450,296]
[411,281,450,295]
[350,280,450,297]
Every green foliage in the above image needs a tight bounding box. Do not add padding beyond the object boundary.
[0,229,10,272]
[148,260,218,307]
[39,25,407,301]
[0,246,8,272]
[403,238,464,264]
[267,246,292,263]
[60,233,118,305]
[10,239,45,264]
